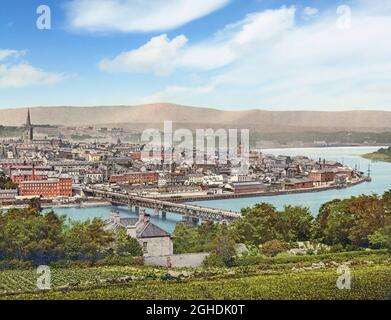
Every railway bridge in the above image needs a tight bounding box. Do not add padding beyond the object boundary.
[80,187,241,223]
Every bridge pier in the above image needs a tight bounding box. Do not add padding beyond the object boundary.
[192,217,200,224]
[135,206,140,215]
[161,211,167,219]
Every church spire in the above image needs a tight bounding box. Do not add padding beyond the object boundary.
[23,108,34,144]
[26,108,31,127]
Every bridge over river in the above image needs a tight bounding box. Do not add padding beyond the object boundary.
[78,187,241,223]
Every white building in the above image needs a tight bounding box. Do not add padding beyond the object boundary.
[105,211,173,258]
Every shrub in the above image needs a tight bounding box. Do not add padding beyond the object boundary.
[368,230,389,249]
[203,253,226,267]
[260,240,289,257]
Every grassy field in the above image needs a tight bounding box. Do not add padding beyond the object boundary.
[0,250,390,300]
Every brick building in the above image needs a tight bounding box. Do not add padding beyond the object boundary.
[308,170,336,185]
[231,182,267,194]
[109,172,159,185]
[284,177,314,190]
[11,170,49,184]
[18,176,73,198]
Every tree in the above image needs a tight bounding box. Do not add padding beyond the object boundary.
[278,206,313,242]
[115,228,143,257]
[0,207,65,265]
[315,195,387,247]
[0,171,17,190]
[207,226,236,267]
[234,203,280,246]
[173,224,200,254]
[64,218,114,262]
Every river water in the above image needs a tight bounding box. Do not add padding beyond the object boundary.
[49,147,391,233]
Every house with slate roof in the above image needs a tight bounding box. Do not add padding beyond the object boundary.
[105,211,173,258]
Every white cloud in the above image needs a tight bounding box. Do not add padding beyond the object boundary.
[0,49,26,61]
[138,3,391,110]
[99,34,188,75]
[302,6,318,19]
[100,6,296,74]
[0,49,64,88]
[65,0,230,33]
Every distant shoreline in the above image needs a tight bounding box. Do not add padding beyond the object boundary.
[362,153,391,163]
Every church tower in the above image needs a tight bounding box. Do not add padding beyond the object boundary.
[23,109,34,144]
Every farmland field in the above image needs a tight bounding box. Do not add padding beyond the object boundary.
[0,250,390,300]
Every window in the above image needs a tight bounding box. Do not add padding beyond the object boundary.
[142,242,148,253]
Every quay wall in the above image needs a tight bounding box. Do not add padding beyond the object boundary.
[152,177,370,203]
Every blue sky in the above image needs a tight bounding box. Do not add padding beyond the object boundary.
[1,0,391,110]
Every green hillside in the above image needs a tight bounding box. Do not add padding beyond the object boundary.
[1,250,390,300]
[363,147,391,162]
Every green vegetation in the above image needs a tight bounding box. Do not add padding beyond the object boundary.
[173,192,391,266]
[0,171,18,190]
[0,191,390,300]
[363,147,391,162]
[0,206,143,267]
[0,250,389,300]
[0,125,23,138]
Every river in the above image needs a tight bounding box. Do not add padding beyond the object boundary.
[48,146,391,233]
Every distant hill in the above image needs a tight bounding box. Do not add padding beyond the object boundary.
[1,103,391,132]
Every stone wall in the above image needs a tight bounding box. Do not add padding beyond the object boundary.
[139,236,173,258]
[144,253,209,268]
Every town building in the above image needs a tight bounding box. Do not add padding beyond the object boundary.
[109,171,159,185]
[18,175,73,198]
[231,181,268,194]
[0,189,18,203]
[308,169,337,185]
[105,211,173,258]
[284,177,314,190]
[11,170,49,184]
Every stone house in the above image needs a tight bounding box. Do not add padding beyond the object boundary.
[105,211,173,258]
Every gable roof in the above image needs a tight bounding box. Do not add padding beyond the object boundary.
[138,222,171,239]
[105,217,171,238]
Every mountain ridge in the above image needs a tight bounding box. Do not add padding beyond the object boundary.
[0,103,390,132]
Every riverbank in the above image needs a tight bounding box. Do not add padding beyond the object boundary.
[1,201,111,210]
[148,176,370,203]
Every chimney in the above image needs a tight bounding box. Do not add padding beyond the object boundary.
[110,211,121,224]
[144,214,151,223]
[32,163,36,180]
[138,210,150,223]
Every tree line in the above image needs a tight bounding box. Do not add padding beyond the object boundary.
[174,191,391,266]
[0,206,143,268]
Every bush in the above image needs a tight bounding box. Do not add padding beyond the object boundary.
[260,240,289,257]
[368,231,389,249]
[0,259,32,270]
[94,256,144,267]
[203,253,226,267]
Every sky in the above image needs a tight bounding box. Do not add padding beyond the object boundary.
[0,0,391,110]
